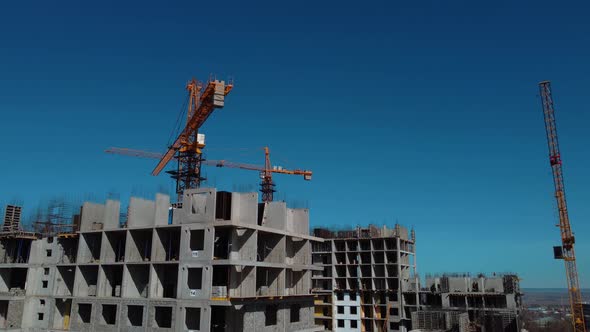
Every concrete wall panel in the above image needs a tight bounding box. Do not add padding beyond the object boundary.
[178,188,216,224]
[128,198,156,228]
[231,192,258,225]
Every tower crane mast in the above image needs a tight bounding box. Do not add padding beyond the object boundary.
[106,74,313,203]
[539,81,586,332]
[152,77,233,200]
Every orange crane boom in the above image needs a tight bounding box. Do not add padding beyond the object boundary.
[539,81,586,332]
[106,146,312,202]
[151,78,233,198]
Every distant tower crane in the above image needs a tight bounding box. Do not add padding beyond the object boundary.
[151,77,233,200]
[539,81,586,332]
[105,146,312,203]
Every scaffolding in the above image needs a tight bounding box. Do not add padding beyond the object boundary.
[31,199,79,238]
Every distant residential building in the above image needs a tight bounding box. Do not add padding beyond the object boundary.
[412,273,523,332]
[311,224,419,332]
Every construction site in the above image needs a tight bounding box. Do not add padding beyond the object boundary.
[0,75,584,332]
[0,186,321,331]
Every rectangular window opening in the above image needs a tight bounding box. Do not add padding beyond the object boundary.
[290,304,300,323]
[215,191,232,220]
[265,305,278,326]
[187,268,203,290]
[189,230,205,251]
[185,307,201,330]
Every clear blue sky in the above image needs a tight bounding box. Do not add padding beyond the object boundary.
[1,1,590,288]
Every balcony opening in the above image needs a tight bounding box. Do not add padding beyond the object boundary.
[55,266,75,296]
[77,266,98,296]
[81,233,102,263]
[212,266,228,298]
[0,268,27,294]
[104,231,126,263]
[360,240,370,251]
[256,267,281,296]
[125,264,149,298]
[128,229,152,262]
[373,251,385,263]
[152,264,178,298]
[374,265,385,277]
[99,265,123,297]
[127,305,143,327]
[0,301,6,328]
[101,304,117,325]
[153,306,172,328]
[287,237,306,264]
[213,228,229,260]
[57,237,77,263]
[52,298,72,329]
[211,306,227,332]
[77,303,92,324]
[372,239,384,250]
[153,227,180,261]
[265,305,278,326]
[0,239,32,263]
[257,233,283,263]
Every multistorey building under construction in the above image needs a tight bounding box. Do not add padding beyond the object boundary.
[311,225,419,332]
[310,226,523,332]
[0,188,323,331]
[411,273,522,332]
